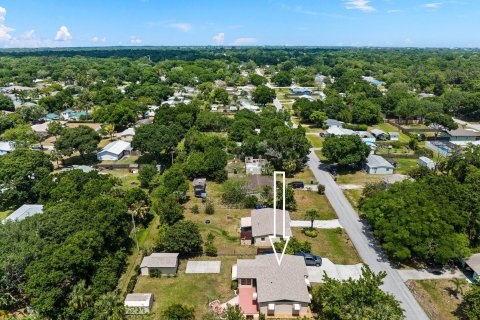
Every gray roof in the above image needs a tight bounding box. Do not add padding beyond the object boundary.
[465,253,480,275]
[236,255,310,303]
[366,154,394,169]
[447,128,480,137]
[124,293,153,307]
[3,204,43,223]
[251,208,292,238]
[140,253,179,269]
[325,119,344,127]
[99,140,131,156]
[370,129,388,137]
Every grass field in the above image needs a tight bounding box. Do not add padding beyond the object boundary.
[336,171,382,186]
[286,167,316,184]
[306,134,324,149]
[395,158,419,174]
[293,228,361,264]
[133,257,238,319]
[292,190,337,220]
[343,189,362,211]
[407,279,471,320]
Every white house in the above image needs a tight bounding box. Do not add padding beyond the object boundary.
[0,141,15,155]
[140,253,179,276]
[121,128,135,141]
[3,204,43,223]
[124,293,153,315]
[365,154,394,175]
[418,156,435,170]
[96,140,132,161]
[326,126,355,136]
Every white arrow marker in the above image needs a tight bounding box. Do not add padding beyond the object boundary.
[269,171,290,266]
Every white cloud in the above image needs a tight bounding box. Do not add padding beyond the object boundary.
[387,9,403,13]
[55,26,72,41]
[0,6,15,41]
[22,29,35,40]
[233,37,257,45]
[345,0,376,12]
[169,23,192,32]
[91,36,106,43]
[212,32,225,45]
[130,36,142,44]
[424,2,442,9]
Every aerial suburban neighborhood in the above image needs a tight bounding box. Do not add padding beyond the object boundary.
[1,1,480,320]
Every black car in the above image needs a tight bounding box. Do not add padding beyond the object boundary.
[288,181,305,189]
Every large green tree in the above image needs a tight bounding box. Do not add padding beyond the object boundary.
[54,125,101,159]
[322,135,370,166]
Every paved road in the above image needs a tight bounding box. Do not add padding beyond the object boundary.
[307,150,429,320]
[290,219,342,229]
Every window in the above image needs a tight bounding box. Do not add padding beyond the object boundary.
[261,237,265,241]
[240,278,252,286]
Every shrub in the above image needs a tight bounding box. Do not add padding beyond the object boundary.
[415,147,434,158]
[390,140,405,149]
[190,204,200,214]
[205,243,218,256]
[303,228,319,238]
[317,184,325,195]
[243,195,258,208]
[343,123,368,131]
[205,201,215,215]
[149,269,162,278]
[231,280,238,290]
[126,274,138,293]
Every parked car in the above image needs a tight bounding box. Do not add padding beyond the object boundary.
[295,252,322,267]
[288,181,305,189]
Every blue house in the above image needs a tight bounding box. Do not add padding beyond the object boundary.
[290,86,312,95]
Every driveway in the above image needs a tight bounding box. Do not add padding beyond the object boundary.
[397,268,466,281]
[185,261,221,274]
[307,258,363,283]
[290,219,342,229]
[307,149,429,320]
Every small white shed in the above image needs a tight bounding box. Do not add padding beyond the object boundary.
[418,156,435,170]
[124,293,153,315]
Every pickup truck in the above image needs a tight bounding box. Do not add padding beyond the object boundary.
[295,252,322,267]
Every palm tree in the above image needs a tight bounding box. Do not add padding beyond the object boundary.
[93,292,125,320]
[50,149,63,167]
[103,123,115,141]
[304,209,320,229]
[68,280,92,311]
[450,278,464,299]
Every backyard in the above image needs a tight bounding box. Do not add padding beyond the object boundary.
[132,257,238,319]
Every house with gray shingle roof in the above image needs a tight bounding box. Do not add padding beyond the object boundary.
[2,204,43,223]
[233,254,311,318]
[240,208,292,247]
[140,253,179,276]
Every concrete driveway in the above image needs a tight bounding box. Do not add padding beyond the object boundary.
[307,258,363,283]
[397,268,466,281]
[185,261,221,274]
[290,219,343,229]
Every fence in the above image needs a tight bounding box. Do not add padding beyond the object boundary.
[386,120,437,134]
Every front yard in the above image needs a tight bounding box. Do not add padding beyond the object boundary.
[407,279,471,320]
[292,190,337,221]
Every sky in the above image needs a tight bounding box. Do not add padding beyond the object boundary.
[0,0,479,48]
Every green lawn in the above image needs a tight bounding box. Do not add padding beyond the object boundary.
[343,189,362,211]
[132,257,238,319]
[395,158,419,174]
[306,134,324,149]
[293,228,361,265]
[286,167,316,184]
[292,190,337,220]
[372,123,410,143]
[0,210,12,221]
[336,171,382,186]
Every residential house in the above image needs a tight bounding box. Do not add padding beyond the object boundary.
[364,154,394,175]
[245,157,267,175]
[60,109,88,121]
[31,123,49,136]
[121,128,135,141]
[298,94,315,102]
[442,128,480,146]
[324,119,344,129]
[370,129,389,140]
[418,156,435,170]
[240,208,292,248]
[0,141,15,155]
[96,140,132,161]
[233,254,311,318]
[290,86,312,95]
[124,293,153,315]
[326,126,355,136]
[463,254,480,283]
[193,178,207,198]
[389,132,400,141]
[140,253,179,276]
[3,204,43,223]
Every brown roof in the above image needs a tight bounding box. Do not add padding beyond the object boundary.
[247,175,273,193]
[236,255,310,303]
